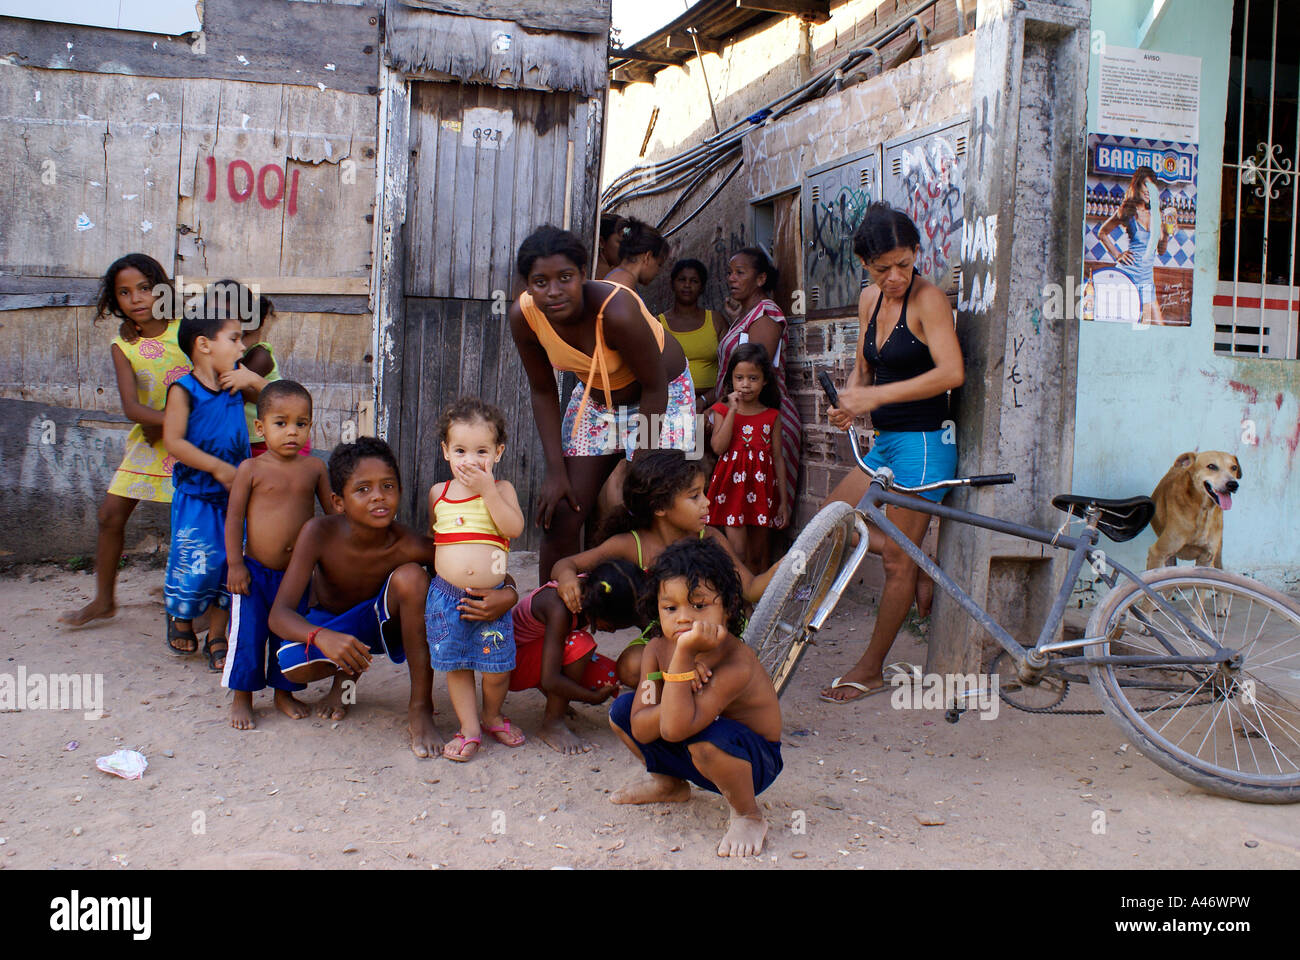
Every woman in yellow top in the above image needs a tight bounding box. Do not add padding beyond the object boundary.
[658,258,725,413]
[509,226,696,582]
[60,254,191,627]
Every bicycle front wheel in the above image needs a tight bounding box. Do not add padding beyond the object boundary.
[1085,566,1300,803]
[743,500,857,697]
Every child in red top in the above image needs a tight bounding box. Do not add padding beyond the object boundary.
[509,559,644,755]
[706,342,788,572]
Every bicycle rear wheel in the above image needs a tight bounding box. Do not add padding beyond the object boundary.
[743,501,857,697]
[1085,567,1300,803]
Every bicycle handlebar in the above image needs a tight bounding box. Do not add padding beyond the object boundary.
[817,368,1016,493]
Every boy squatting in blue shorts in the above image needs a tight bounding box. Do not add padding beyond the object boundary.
[263,436,517,754]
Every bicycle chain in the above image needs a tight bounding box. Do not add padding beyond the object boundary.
[1000,687,1216,717]
[1001,688,1105,716]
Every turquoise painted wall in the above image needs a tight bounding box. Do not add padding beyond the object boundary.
[1075,0,1299,592]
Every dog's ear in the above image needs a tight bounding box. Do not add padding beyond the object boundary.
[1173,451,1196,470]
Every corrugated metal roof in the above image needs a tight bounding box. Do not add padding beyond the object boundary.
[609,0,778,86]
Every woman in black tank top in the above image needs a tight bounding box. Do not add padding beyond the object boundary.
[819,203,966,704]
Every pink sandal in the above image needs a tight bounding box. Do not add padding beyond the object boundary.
[483,717,526,747]
[443,732,481,762]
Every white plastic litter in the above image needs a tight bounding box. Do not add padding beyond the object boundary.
[96,749,148,780]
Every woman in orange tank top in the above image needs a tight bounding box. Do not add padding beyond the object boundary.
[509,225,697,583]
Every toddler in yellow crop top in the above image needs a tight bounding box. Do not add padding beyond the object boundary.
[425,398,526,761]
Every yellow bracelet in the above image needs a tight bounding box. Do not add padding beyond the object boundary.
[661,671,695,683]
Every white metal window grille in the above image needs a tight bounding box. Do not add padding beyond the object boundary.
[1216,0,1300,359]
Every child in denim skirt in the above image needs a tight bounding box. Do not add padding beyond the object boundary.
[425,399,526,762]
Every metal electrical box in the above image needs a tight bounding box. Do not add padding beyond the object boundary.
[883,119,969,294]
[801,147,880,315]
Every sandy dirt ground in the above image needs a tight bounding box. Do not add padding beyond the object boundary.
[1,552,1297,871]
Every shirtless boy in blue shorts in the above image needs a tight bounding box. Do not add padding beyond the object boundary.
[223,380,333,729]
[268,437,517,757]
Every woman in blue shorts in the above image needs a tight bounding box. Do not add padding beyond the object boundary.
[820,202,966,703]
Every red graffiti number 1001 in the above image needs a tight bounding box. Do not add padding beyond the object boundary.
[203,156,299,214]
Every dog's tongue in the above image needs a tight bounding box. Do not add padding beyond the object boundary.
[1217,491,1233,511]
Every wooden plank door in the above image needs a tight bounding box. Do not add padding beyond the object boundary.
[397,81,578,548]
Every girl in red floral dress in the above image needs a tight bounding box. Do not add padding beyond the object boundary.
[706,343,788,571]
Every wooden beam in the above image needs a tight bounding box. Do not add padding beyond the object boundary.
[180,276,369,295]
[735,0,830,23]
[0,293,96,312]
[664,33,724,55]
[610,67,655,86]
[638,106,659,158]
[0,276,99,296]
[398,0,612,36]
[610,51,688,65]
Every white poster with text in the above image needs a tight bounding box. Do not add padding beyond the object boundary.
[1098,45,1200,144]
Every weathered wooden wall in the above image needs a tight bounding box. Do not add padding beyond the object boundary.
[397,0,612,36]
[391,82,598,548]
[0,0,382,561]
[386,5,607,96]
[0,0,381,94]
[0,0,610,560]
[0,68,377,283]
[379,3,610,550]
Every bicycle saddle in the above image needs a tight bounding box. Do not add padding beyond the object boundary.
[1050,494,1155,543]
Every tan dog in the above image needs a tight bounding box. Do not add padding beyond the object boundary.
[1147,451,1242,569]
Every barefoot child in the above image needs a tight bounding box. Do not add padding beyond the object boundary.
[707,342,789,572]
[509,559,643,755]
[609,537,783,858]
[425,399,526,762]
[222,380,333,729]
[552,449,774,684]
[61,254,190,627]
[162,294,268,667]
[268,438,517,755]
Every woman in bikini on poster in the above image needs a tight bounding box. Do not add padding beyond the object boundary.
[1098,166,1170,325]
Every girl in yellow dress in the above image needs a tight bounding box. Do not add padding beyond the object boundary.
[60,254,191,630]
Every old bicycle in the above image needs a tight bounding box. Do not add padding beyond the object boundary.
[742,370,1300,803]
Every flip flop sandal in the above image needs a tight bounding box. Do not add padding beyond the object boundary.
[484,718,526,747]
[818,677,892,704]
[443,732,481,762]
[166,616,199,656]
[203,635,229,673]
[883,661,921,684]
[818,662,920,704]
